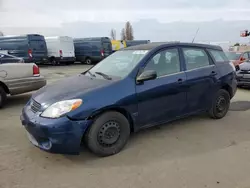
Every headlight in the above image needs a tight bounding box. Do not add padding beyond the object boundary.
[41,99,82,118]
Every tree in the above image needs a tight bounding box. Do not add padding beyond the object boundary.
[0,31,3,36]
[110,29,116,40]
[234,43,240,46]
[125,21,134,40]
[120,21,134,40]
[121,28,126,40]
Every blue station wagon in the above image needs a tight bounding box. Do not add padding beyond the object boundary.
[20,42,237,157]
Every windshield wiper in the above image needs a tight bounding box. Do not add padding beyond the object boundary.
[83,70,96,77]
[95,72,112,80]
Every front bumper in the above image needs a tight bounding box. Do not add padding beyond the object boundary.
[236,73,250,86]
[20,106,92,154]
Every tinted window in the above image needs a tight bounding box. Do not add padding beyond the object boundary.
[208,50,228,62]
[0,40,27,50]
[242,52,249,59]
[144,48,180,77]
[183,48,210,70]
[225,52,241,60]
[103,42,112,52]
[29,41,46,50]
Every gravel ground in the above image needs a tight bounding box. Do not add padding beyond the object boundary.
[1,64,250,188]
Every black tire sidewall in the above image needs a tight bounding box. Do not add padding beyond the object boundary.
[85,58,92,65]
[209,89,230,119]
[0,86,7,108]
[86,111,130,157]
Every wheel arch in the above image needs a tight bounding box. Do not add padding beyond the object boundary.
[87,106,135,132]
[221,84,233,99]
[0,81,10,94]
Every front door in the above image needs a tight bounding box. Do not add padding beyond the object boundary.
[136,48,187,128]
[181,47,218,112]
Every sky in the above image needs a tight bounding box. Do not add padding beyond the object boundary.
[1,0,250,43]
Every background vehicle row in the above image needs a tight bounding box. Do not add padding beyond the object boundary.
[0,34,150,65]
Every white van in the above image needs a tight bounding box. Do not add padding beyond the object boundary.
[45,36,75,65]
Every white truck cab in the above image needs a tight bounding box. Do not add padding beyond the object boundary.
[45,36,75,65]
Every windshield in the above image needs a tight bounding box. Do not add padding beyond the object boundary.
[87,50,148,79]
[225,52,241,60]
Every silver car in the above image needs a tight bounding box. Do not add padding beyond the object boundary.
[0,62,46,107]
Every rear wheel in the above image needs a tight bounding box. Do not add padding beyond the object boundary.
[209,89,230,119]
[85,58,92,65]
[0,86,7,108]
[51,58,57,66]
[85,111,130,157]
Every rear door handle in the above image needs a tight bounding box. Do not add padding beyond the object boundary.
[210,71,217,76]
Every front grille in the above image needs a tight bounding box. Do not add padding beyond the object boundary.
[30,99,41,113]
[240,70,250,74]
[238,78,250,82]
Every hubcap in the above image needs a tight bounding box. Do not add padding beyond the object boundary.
[98,121,120,147]
[216,96,227,112]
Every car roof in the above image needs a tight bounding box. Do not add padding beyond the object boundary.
[121,42,223,51]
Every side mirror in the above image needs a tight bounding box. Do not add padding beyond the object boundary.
[136,70,157,83]
[240,57,246,61]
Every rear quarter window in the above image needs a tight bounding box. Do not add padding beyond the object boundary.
[208,49,229,63]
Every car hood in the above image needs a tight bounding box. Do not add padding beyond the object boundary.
[239,62,250,71]
[32,74,113,105]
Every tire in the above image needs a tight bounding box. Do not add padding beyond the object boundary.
[85,58,92,65]
[0,86,7,108]
[86,111,130,157]
[51,58,57,66]
[208,89,230,119]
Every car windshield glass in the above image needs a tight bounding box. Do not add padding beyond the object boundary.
[225,52,241,60]
[87,50,148,79]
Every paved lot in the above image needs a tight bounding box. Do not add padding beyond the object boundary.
[1,64,250,188]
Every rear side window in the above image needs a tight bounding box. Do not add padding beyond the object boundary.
[208,50,228,63]
[29,40,46,50]
[183,48,210,70]
[103,42,112,52]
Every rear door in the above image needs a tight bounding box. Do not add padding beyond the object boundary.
[28,40,47,60]
[136,47,187,127]
[181,47,219,112]
[102,42,112,57]
[60,38,75,58]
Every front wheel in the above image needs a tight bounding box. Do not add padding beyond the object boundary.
[208,89,230,119]
[85,111,130,157]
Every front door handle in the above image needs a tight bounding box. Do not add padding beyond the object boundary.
[177,78,183,84]
[210,71,217,76]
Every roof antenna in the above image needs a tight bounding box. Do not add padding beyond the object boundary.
[192,27,200,43]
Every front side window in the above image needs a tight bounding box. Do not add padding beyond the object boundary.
[143,48,181,77]
[88,50,148,79]
[183,48,210,70]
